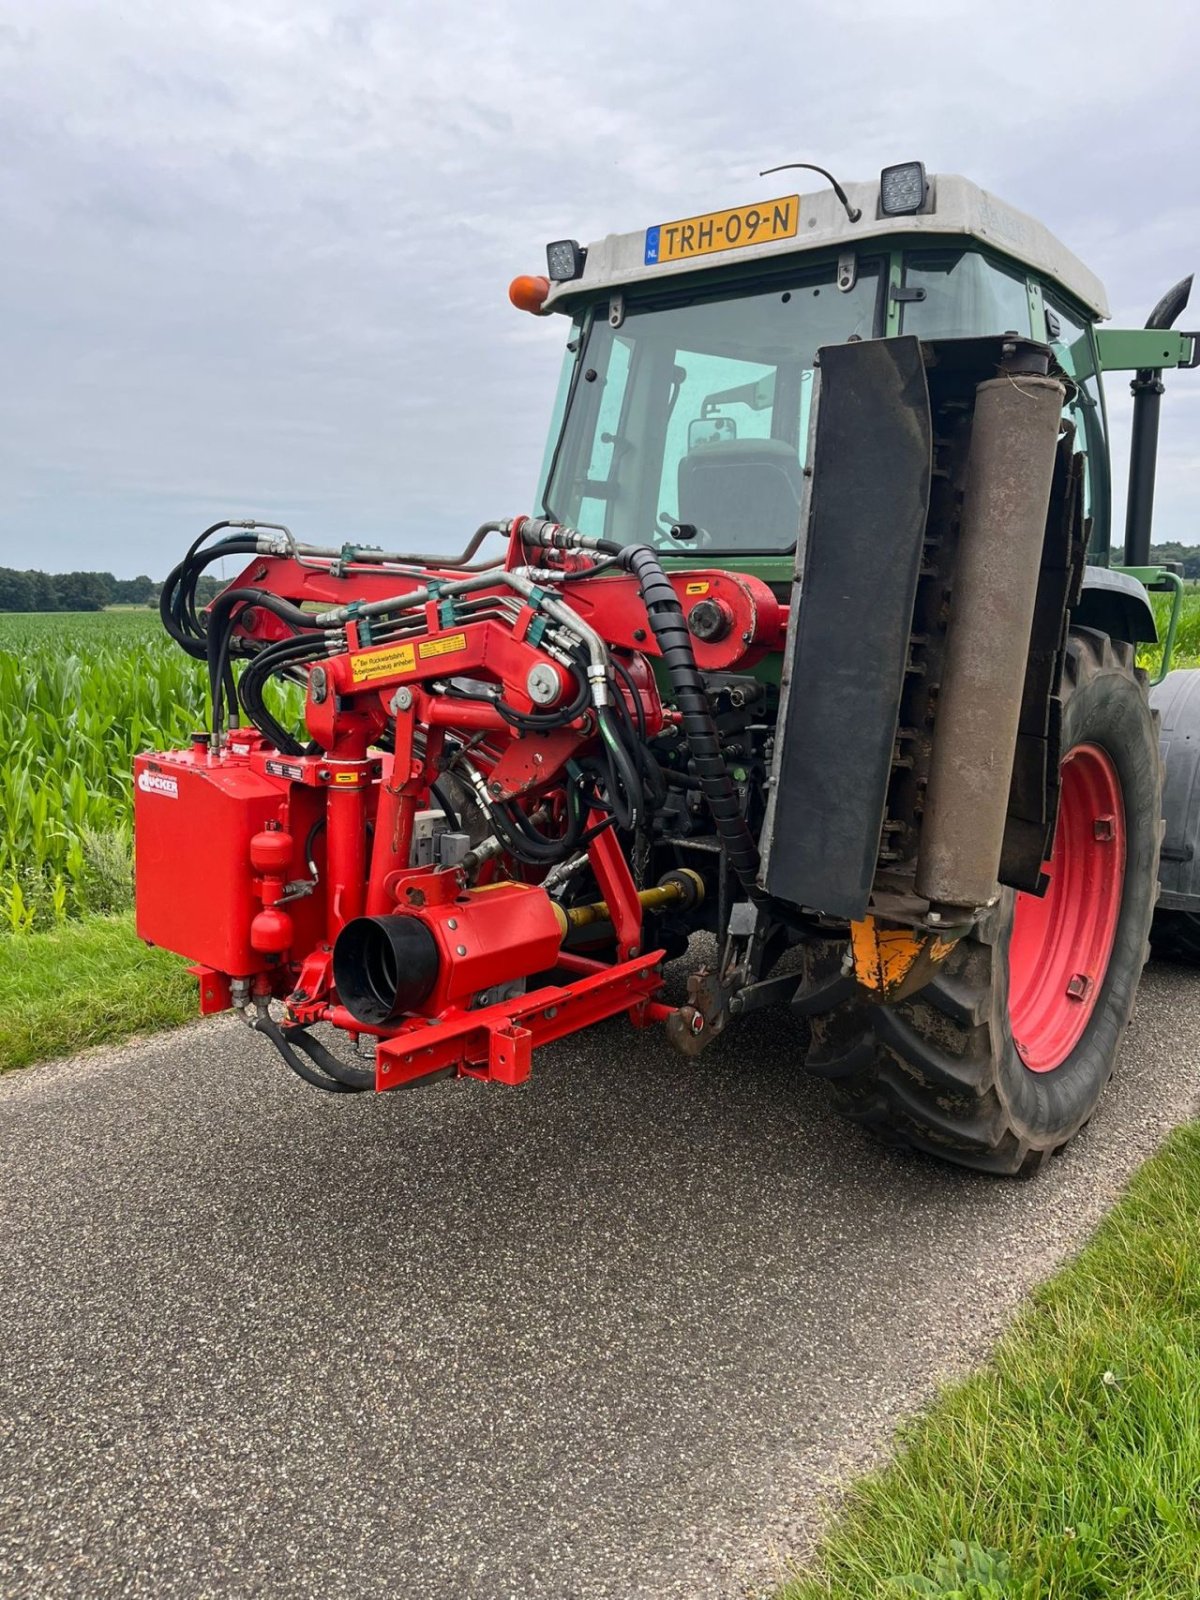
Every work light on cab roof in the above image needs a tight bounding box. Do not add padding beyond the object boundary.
[137,153,1200,1180]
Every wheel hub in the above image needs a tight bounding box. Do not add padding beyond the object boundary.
[1008,743,1126,1073]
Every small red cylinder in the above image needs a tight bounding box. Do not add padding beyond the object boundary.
[250,829,293,873]
[250,904,293,954]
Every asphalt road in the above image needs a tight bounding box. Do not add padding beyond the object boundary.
[2,958,1199,1600]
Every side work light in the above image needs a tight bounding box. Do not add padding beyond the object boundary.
[546,239,586,282]
[880,161,929,216]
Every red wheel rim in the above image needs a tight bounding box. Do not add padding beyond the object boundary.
[1009,744,1125,1073]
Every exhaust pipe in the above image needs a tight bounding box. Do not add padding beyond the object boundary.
[914,356,1065,912]
[1123,273,1193,567]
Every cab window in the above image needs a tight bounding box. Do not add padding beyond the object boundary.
[1044,295,1110,553]
[542,261,882,553]
[900,249,1032,339]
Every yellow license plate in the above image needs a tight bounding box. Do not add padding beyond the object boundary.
[644,195,800,266]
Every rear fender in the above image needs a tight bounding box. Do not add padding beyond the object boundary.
[1074,567,1158,650]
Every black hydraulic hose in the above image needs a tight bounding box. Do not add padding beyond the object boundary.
[493,789,584,863]
[614,543,764,900]
[658,765,701,790]
[238,633,328,754]
[429,780,462,832]
[208,600,249,743]
[609,657,668,812]
[282,1024,376,1090]
[209,594,326,751]
[206,586,323,642]
[160,522,234,650]
[253,1013,363,1094]
[160,531,261,657]
[610,656,646,740]
[597,704,641,831]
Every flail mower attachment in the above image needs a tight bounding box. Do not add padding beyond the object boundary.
[137,514,774,1093]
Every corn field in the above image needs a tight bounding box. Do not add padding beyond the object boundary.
[0,611,209,933]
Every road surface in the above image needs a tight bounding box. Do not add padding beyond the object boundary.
[2,958,1198,1599]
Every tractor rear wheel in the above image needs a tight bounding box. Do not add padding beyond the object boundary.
[799,630,1162,1175]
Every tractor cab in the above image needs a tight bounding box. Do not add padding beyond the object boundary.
[522,164,1190,584]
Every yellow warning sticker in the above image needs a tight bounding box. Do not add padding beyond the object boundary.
[418,631,468,661]
[350,643,416,683]
[685,581,711,596]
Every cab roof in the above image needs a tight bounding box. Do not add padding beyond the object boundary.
[543,172,1110,321]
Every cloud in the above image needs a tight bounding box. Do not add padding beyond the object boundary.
[0,0,1196,575]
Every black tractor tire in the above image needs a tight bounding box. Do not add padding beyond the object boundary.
[1151,911,1200,964]
[799,630,1162,1176]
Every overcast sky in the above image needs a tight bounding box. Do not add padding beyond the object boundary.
[0,0,1197,578]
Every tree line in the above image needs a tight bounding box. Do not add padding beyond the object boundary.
[0,568,222,612]
[2,544,1198,615]
[1143,543,1200,580]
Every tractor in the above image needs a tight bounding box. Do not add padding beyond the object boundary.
[136,160,1200,1174]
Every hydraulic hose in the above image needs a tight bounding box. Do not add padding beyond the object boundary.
[282,1024,376,1089]
[597,704,642,831]
[160,527,262,657]
[206,588,328,750]
[238,633,330,755]
[252,1012,364,1093]
[615,543,763,901]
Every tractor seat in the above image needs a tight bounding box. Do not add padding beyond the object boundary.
[677,437,804,549]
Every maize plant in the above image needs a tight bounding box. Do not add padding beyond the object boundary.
[0,612,208,929]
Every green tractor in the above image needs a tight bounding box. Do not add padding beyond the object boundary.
[513,159,1199,1173]
[148,161,1199,1178]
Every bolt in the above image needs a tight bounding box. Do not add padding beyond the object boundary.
[456,944,467,957]
[544,1005,558,1020]
[310,665,328,704]
[447,918,458,930]
[391,685,414,713]
[489,780,503,797]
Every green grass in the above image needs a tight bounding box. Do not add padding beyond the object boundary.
[1144,588,1200,677]
[0,912,198,1071]
[781,1122,1200,1599]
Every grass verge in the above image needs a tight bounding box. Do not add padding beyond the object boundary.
[782,1121,1200,1599]
[0,914,197,1071]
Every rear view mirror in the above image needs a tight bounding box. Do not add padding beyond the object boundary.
[688,416,737,449]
